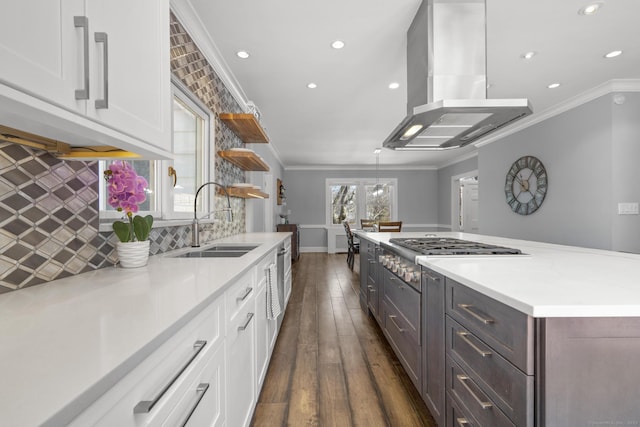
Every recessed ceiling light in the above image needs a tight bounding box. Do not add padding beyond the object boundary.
[604,50,623,58]
[307,83,317,89]
[547,83,561,89]
[331,40,345,49]
[578,2,603,15]
[388,82,400,89]
[521,51,536,60]
[236,51,250,59]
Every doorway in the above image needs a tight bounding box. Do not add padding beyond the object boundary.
[451,171,479,233]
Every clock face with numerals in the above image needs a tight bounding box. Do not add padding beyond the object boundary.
[504,156,548,215]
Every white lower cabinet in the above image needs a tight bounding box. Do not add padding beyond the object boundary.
[225,270,257,427]
[67,247,285,427]
[255,253,278,389]
[68,297,224,427]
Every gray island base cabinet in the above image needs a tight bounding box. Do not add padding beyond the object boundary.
[355,232,640,427]
[537,317,640,427]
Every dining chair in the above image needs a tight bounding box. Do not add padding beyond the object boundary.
[377,221,402,232]
[360,219,376,230]
[342,221,359,269]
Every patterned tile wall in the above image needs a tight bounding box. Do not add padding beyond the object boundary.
[0,14,249,292]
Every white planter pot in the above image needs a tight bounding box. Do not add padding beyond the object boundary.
[116,241,150,268]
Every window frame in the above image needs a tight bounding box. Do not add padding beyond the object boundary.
[99,79,213,225]
[326,178,398,227]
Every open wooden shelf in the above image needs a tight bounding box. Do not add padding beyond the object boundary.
[219,113,269,143]
[227,187,269,199]
[218,149,270,171]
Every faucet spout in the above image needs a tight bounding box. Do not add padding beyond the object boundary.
[192,181,233,247]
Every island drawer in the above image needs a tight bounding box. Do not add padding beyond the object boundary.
[383,299,421,390]
[446,317,533,427]
[445,278,534,374]
[383,269,421,342]
[446,356,515,427]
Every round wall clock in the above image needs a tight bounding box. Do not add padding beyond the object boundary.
[504,155,548,215]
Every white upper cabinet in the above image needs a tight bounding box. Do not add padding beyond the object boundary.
[0,0,172,159]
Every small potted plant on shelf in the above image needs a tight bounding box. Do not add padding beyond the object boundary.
[104,161,154,268]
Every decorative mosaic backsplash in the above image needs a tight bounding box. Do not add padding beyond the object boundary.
[0,14,248,292]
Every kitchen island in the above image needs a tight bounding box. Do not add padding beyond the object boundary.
[356,231,640,427]
[0,232,291,427]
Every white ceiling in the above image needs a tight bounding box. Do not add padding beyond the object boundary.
[187,0,640,169]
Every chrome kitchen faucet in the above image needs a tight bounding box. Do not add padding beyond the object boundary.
[192,181,233,247]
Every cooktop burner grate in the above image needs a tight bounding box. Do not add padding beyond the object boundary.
[388,237,523,255]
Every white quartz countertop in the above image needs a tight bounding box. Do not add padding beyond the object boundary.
[355,231,640,318]
[0,232,290,427]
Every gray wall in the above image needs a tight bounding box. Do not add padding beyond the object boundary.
[283,168,438,249]
[247,144,284,233]
[479,92,640,251]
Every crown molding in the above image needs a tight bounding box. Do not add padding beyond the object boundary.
[474,79,640,148]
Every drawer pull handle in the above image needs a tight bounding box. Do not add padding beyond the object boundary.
[422,271,441,282]
[458,303,495,324]
[133,340,207,413]
[237,287,253,302]
[389,315,404,333]
[456,331,492,357]
[179,383,209,427]
[456,418,471,426]
[367,286,375,293]
[238,312,254,331]
[456,374,493,410]
[368,260,376,264]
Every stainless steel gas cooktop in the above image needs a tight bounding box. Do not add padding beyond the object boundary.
[388,237,523,256]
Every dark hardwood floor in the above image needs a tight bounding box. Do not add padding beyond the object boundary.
[251,253,437,427]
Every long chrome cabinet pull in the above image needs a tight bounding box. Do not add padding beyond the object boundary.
[456,374,493,409]
[456,331,492,357]
[456,418,471,426]
[389,315,404,333]
[133,340,207,413]
[238,312,254,331]
[179,383,209,427]
[237,287,253,302]
[94,32,108,109]
[73,16,89,100]
[457,303,495,324]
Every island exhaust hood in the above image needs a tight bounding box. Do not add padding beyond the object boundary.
[383,0,532,150]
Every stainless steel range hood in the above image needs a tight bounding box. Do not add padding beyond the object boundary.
[383,0,532,150]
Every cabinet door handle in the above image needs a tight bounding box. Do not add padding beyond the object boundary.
[179,383,209,427]
[74,16,90,100]
[457,303,495,324]
[94,32,109,109]
[133,340,207,413]
[367,285,375,293]
[237,287,253,302]
[422,271,440,282]
[456,418,471,426]
[456,331,492,357]
[389,315,404,333]
[238,312,254,331]
[456,374,493,409]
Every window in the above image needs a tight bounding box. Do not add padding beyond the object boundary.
[327,178,397,226]
[99,81,211,223]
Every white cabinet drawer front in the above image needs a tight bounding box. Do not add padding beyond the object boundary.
[225,270,256,326]
[161,344,225,427]
[68,298,223,427]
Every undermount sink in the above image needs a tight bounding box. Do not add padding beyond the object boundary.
[173,244,259,258]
